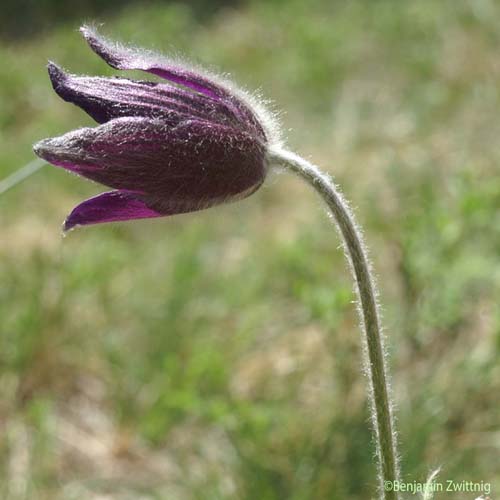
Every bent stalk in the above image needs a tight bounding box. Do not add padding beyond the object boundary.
[268,147,400,500]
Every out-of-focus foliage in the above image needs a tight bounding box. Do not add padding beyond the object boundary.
[0,0,241,39]
[0,1,499,499]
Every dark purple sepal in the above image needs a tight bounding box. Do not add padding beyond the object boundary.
[34,116,266,207]
[47,62,243,128]
[81,26,226,99]
[80,26,267,140]
[63,190,163,231]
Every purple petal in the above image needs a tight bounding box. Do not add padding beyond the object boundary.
[80,26,266,140]
[47,62,241,127]
[34,116,266,207]
[81,26,224,99]
[64,190,163,231]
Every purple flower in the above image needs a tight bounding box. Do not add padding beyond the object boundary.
[34,26,278,231]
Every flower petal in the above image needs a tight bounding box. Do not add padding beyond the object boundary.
[81,25,225,99]
[64,190,163,231]
[80,26,266,139]
[34,116,266,206]
[47,62,242,127]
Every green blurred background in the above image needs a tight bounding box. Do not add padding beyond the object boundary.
[1,1,499,498]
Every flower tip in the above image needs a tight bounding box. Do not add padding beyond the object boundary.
[79,24,121,69]
[32,137,57,161]
[79,23,97,37]
[47,61,67,90]
[62,217,79,233]
[79,25,96,45]
[63,202,87,232]
[46,59,59,71]
[32,139,46,159]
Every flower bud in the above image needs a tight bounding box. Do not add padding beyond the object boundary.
[34,26,279,231]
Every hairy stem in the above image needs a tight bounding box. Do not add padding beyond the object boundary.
[267,147,399,500]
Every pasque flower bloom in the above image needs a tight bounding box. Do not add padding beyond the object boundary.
[34,26,279,231]
[34,27,402,498]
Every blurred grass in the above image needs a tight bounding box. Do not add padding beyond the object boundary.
[1,0,499,498]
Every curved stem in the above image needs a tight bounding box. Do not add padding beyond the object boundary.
[267,147,399,500]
